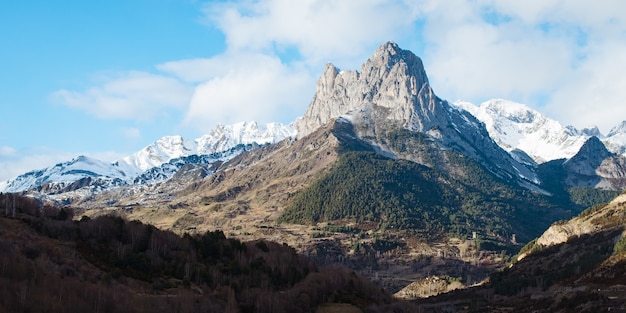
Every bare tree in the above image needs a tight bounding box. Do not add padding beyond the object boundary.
[12,194,16,218]
[3,193,7,216]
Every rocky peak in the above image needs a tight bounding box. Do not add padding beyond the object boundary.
[570,136,612,162]
[580,126,602,137]
[608,120,626,137]
[294,42,443,138]
[362,41,429,89]
[563,136,626,189]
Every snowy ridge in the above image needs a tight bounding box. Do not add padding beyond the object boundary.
[1,122,295,193]
[117,136,197,175]
[132,144,255,185]
[605,121,626,155]
[196,121,296,154]
[454,99,626,163]
[119,121,295,174]
[1,156,129,193]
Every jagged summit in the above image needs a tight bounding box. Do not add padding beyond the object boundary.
[571,136,612,161]
[456,99,594,164]
[294,42,442,138]
[365,41,429,87]
[580,126,602,137]
[608,121,626,137]
[563,136,626,189]
[295,43,538,185]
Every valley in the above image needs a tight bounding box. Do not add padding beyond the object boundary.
[1,42,625,312]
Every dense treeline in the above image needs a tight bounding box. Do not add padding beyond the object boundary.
[280,150,567,243]
[0,193,419,313]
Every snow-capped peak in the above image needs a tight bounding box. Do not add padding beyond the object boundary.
[605,120,626,155]
[608,121,626,137]
[1,121,296,193]
[117,135,198,175]
[196,121,296,154]
[454,99,589,163]
[1,155,128,193]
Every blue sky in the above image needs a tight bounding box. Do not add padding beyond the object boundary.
[1,0,626,181]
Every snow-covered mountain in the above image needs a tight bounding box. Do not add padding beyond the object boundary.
[196,122,296,154]
[455,99,626,164]
[605,121,626,155]
[118,121,296,175]
[1,156,129,193]
[1,122,295,193]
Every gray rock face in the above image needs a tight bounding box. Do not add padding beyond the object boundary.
[295,42,443,137]
[564,136,626,189]
[295,42,539,186]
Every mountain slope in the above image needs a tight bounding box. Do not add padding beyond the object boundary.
[417,192,626,312]
[456,99,589,164]
[1,155,129,193]
[295,42,538,186]
[455,99,626,164]
[1,122,295,194]
[0,194,418,313]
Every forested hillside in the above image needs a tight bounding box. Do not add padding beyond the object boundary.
[280,151,569,243]
[0,193,418,313]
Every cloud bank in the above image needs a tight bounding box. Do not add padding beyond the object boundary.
[53,0,626,134]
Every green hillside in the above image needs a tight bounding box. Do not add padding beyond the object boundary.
[280,150,566,243]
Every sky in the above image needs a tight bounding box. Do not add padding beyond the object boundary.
[1,0,626,182]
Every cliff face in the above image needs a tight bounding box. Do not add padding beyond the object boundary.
[294,42,441,137]
[564,136,626,189]
[294,42,538,185]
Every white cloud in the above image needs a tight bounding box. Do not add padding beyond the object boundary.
[0,147,75,182]
[51,0,626,137]
[0,146,16,157]
[545,42,626,132]
[408,0,626,133]
[120,127,142,140]
[182,53,314,132]
[203,0,418,68]
[53,71,193,120]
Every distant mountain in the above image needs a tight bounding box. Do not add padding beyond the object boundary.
[1,122,295,194]
[117,121,296,174]
[1,155,129,194]
[562,136,626,190]
[605,121,626,155]
[295,43,538,187]
[455,99,587,164]
[455,99,626,164]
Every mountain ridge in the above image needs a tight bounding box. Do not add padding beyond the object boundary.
[1,121,295,194]
[455,99,626,164]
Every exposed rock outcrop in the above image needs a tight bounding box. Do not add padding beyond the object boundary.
[294,42,436,137]
[564,136,626,189]
[295,41,538,186]
[536,193,626,247]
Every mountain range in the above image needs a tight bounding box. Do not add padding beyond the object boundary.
[455,98,626,165]
[0,121,295,194]
[3,42,626,308]
[3,81,625,198]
